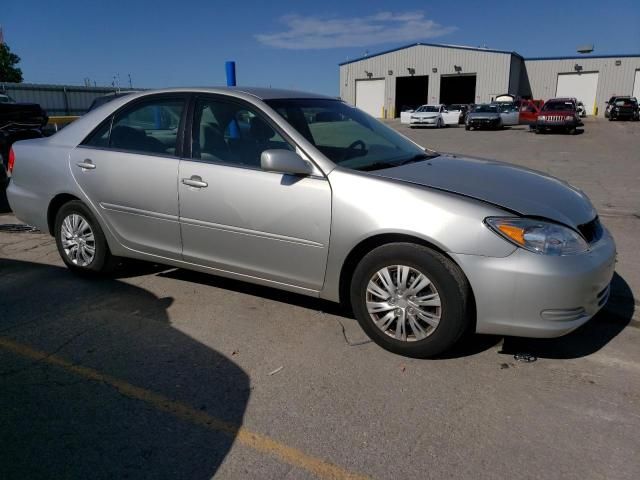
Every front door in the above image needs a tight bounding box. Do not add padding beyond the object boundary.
[178,96,331,291]
[519,101,539,125]
[71,95,186,259]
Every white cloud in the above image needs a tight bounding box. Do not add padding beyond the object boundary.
[255,12,456,50]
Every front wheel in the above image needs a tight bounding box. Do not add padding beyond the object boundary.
[350,243,471,358]
[54,200,117,274]
[465,125,471,131]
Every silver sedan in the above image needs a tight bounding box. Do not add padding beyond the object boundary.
[6,88,616,358]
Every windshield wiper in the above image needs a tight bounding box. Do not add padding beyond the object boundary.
[396,152,437,166]
[358,152,437,172]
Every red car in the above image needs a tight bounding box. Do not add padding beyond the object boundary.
[534,98,582,135]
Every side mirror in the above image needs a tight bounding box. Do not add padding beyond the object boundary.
[261,149,313,176]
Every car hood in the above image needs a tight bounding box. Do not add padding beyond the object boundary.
[468,112,501,119]
[412,112,439,118]
[369,155,597,228]
[540,110,575,116]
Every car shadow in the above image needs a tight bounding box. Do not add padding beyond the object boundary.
[157,267,347,317]
[0,258,250,479]
[152,267,635,362]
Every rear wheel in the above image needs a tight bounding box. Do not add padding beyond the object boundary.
[54,200,117,274]
[350,243,471,358]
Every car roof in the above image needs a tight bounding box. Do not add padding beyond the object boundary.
[125,86,334,101]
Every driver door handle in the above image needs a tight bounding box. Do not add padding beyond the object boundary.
[76,159,96,170]
[182,175,208,188]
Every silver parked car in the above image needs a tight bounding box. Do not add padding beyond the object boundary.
[6,88,616,358]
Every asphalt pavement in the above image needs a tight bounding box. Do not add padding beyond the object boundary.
[1,118,638,479]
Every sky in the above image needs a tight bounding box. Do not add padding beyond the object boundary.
[3,0,640,95]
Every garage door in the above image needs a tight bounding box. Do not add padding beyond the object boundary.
[555,72,599,115]
[355,79,385,118]
[633,70,640,99]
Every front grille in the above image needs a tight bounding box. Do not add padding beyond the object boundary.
[577,217,604,244]
[543,115,564,122]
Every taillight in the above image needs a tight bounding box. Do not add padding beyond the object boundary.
[8,147,15,173]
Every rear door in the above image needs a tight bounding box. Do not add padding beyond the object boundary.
[71,94,186,259]
[177,95,331,291]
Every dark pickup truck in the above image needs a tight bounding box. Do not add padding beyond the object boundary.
[1,93,48,184]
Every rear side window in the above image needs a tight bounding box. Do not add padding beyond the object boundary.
[83,98,185,156]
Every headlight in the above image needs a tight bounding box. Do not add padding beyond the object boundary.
[565,115,574,121]
[485,217,589,256]
[538,115,546,121]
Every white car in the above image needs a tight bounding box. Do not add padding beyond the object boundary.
[409,105,459,128]
[576,101,587,117]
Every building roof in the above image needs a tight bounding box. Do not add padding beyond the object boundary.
[338,42,523,66]
[525,53,640,61]
[338,42,640,66]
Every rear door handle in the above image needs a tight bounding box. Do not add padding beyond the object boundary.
[182,176,208,188]
[76,159,96,170]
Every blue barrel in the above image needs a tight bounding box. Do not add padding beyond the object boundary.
[225,61,237,87]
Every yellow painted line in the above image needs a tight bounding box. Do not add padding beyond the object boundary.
[0,336,370,480]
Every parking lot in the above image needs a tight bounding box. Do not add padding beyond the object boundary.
[1,118,639,479]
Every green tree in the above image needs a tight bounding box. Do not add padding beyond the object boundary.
[0,43,23,83]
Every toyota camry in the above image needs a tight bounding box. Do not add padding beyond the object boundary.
[6,88,616,358]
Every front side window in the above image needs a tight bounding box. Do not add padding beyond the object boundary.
[93,99,185,156]
[191,98,293,167]
[265,98,430,171]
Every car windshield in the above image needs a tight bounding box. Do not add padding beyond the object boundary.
[473,105,498,113]
[543,101,575,111]
[265,98,433,171]
[615,98,635,106]
[415,106,439,113]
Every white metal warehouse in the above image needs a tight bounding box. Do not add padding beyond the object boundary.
[338,43,640,118]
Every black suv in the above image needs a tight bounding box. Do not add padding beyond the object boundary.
[1,93,48,184]
[607,96,639,121]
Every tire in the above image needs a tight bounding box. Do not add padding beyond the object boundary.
[350,243,471,358]
[465,125,471,131]
[54,200,117,275]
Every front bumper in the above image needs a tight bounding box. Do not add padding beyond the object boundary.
[410,117,438,126]
[536,119,580,129]
[467,118,501,128]
[451,229,616,338]
[610,110,638,120]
